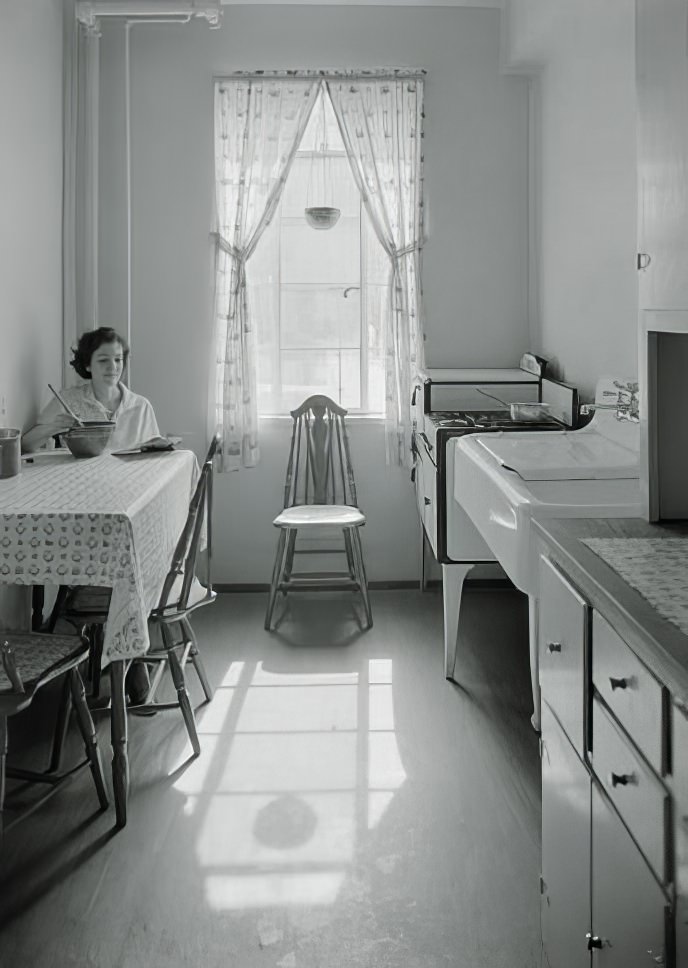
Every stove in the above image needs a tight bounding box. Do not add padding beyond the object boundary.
[410,365,579,684]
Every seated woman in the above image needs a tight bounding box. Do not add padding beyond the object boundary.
[25,327,159,706]
[22,327,159,453]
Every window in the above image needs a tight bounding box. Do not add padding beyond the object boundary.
[249,90,387,416]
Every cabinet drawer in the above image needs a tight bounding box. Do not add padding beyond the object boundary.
[592,696,670,885]
[538,556,588,756]
[592,611,667,775]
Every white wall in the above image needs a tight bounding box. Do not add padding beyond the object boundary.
[0,0,63,628]
[0,0,64,432]
[504,0,637,399]
[98,6,529,582]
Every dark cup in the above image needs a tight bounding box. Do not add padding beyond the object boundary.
[0,429,21,478]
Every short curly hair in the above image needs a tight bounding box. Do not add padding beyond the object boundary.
[69,327,130,380]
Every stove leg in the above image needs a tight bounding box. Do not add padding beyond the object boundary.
[442,563,474,680]
[528,594,541,733]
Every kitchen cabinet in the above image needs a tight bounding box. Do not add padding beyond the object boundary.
[535,527,682,968]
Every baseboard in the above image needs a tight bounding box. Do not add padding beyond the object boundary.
[213,578,514,593]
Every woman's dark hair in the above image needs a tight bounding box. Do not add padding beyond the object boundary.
[69,327,130,380]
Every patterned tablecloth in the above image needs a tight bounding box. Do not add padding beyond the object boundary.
[583,537,688,638]
[0,450,197,662]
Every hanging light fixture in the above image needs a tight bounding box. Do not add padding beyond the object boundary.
[305,91,341,231]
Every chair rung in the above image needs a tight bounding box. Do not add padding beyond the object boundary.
[279,578,359,591]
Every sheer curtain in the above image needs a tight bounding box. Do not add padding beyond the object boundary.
[327,74,425,465]
[213,75,320,470]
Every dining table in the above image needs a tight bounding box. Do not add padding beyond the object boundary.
[0,447,198,827]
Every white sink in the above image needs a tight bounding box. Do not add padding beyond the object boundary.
[449,423,642,732]
[452,436,642,597]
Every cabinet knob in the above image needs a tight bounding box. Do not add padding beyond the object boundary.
[609,676,628,691]
[547,641,562,654]
[586,934,604,950]
[609,771,636,788]
[424,497,431,506]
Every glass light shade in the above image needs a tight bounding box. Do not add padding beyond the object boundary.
[304,206,341,230]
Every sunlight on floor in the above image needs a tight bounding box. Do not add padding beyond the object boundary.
[169,657,406,909]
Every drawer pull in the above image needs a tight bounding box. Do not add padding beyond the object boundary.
[547,642,562,654]
[424,497,431,506]
[609,676,628,691]
[609,771,636,788]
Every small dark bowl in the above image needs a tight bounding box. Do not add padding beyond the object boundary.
[63,422,115,458]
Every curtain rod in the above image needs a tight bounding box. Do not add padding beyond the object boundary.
[214,69,426,82]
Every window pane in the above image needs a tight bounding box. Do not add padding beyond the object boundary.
[280,349,360,410]
[281,286,360,350]
[281,217,359,285]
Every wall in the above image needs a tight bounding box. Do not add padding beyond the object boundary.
[504,0,637,399]
[98,6,529,582]
[0,0,64,432]
[0,0,63,627]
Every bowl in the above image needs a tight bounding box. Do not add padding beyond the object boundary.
[63,422,115,458]
[509,402,552,422]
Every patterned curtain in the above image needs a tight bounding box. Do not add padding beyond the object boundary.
[213,76,320,471]
[326,75,425,465]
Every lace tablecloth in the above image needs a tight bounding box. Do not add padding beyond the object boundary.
[0,450,197,661]
[583,537,688,637]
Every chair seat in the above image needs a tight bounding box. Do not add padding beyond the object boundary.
[273,504,365,529]
[0,633,89,695]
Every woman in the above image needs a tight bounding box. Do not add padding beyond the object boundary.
[25,327,160,706]
[22,327,159,453]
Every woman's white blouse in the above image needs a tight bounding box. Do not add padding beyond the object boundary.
[24,382,160,452]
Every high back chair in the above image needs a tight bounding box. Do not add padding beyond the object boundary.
[0,632,108,842]
[264,395,373,631]
[50,435,219,769]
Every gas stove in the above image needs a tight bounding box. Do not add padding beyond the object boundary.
[419,409,562,468]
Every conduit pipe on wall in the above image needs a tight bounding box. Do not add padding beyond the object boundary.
[74,0,221,386]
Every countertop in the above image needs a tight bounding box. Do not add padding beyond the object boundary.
[533,516,688,704]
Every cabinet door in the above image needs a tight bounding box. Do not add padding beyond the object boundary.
[541,702,591,968]
[637,0,688,309]
[539,556,589,757]
[591,778,671,967]
[673,700,688,967]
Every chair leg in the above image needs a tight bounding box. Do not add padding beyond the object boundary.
[0,716,7,845]
[343,529,357,580]
[69,668,109,810]
[181,617,212,703]
[46,585,69,633]
[89,625,104,698]
[48,673,74,774]
[282,529,297,584]
[265,528,288,630]
[163,624,200,757]
[350,527,373,629]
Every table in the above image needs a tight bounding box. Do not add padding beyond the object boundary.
[0,449,198,826]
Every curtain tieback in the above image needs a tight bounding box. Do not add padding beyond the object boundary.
[213,233,247,294]
[390,241,420,262]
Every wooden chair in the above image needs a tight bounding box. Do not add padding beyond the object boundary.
[50,435,219,763]
[265,394,373,631]
[0,632,109,842]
